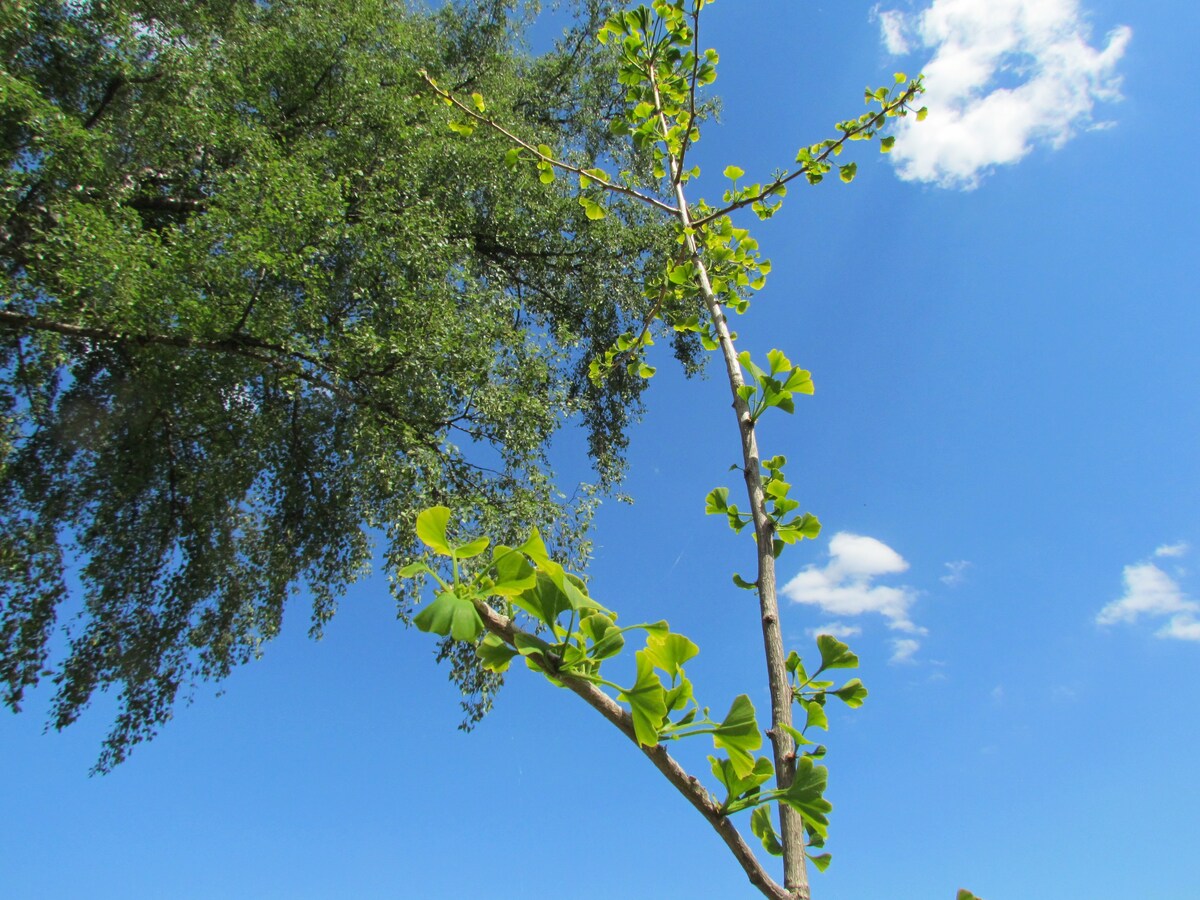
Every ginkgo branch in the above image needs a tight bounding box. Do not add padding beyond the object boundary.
[420,71,679,217]
[470,598,794,900]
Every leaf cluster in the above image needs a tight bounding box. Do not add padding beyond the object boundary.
[399,505,847,846]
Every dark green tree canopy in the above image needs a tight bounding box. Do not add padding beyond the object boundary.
[0,0,697,769]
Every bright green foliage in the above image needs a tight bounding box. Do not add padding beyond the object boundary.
[706,455,821,560]
[398,505,863,857]
[751,805,785,856]
[737,349,815,422]
[413,590,484,643]
[0,0,684,770]
[713,754,775,811]
[622,650,672,745]
[702,694,759,777]
[398,508,774,770]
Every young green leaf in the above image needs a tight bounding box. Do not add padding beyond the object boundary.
[664,676,694,713]
[803,697,829,731]
[723,165,745,180]
[619,650,669,747]
[785,650,806,679]
[777,756,832,839]
[510,572,570,628]
[711,694,762,779]
[415,507,453,556]
[477,633,517,672]
[751,806,784,856]
[832,678,868,708]
[490,547,537,596]
[705,487,730,514]
[579,196,606,220]
[711,754,774,810]
[581,614,625,660]
[453,535,490,560]
[807,852,832,872]
[645,631,700,678]
[413,589,483,642]
[816,634,860,671]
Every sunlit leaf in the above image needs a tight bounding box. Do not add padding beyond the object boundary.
[832,678,868,708]
[808,852,832,872]
[778,757,832,839]
[477,633,517,672]
[751,806,784,856]
[705,487,729,514]
[415,507,452,556]
[645,631,700,677]
[816,634,859,670]
[712,694,762,778]
[453,535,489,560]
[620,650,668,747]
[413,589,483,642]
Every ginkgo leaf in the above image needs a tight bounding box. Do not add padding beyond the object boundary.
[620,650,668,747]
[415,507,452,556]
[711,694,762,778]
[413,589,483,642]
[645,631,700,677]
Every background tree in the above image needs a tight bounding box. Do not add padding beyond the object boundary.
[0,0,695,770]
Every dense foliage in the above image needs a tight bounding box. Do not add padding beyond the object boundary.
[0,0,690,770]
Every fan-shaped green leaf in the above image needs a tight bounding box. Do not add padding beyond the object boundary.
[415,507,452,556]
[413,589,483,642]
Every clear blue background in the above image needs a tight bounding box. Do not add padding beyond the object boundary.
[4,1,1198,898]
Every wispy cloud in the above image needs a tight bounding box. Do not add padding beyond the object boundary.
[1096,546,1200,642]
[784,533,925,661]
[1155,541,1189,558]
[875,0,1132,188]
[941,559,971,586]
[891,638,920,663]
[873,7,912,54]
[806,622,863,640]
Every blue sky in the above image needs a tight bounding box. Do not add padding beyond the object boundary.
[4,1,1198,898]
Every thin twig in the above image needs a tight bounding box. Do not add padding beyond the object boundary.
[691,85,923,228]
[420,72,679,217]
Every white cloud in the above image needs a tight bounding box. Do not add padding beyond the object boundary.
[1161,617,1200,641]
[1096,556,1200,642]
[891,638,920,663]
[1155,541,1189,558]
[783,533,924,641]
[876,0,1132,188]
[941,560,971,586]
[872,6,913,54]
[806,622,863,640]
